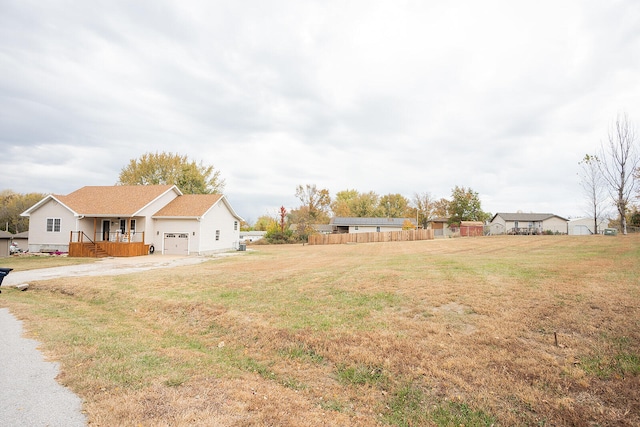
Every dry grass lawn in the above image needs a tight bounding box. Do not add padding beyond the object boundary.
[1,235,639,426]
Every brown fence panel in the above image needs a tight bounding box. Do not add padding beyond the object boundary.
[308,229,434,245]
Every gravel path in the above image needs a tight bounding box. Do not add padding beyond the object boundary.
[0,253,235,426]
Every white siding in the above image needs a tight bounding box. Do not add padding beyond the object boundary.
[542,217,567,234]
[489,217,507,235]
[154,219,199,255]
[27,199,76,252]
[349,225,404,233]
[198,201,240,253]
[153,201,241,255]
[137,190,180,246]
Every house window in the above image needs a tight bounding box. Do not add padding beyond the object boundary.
[46,218,61,232]
[215,230,220,241]
[234,221,238,231]
[376,226,380,232]
[119,219,136,234]
[355,226,359,230]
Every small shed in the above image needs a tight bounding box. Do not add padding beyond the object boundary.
[12,231,28,252]
[459,221,484,237]
[0,231,11,257]
[427,217,451,237]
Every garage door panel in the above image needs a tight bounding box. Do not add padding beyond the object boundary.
[164,233,189,255]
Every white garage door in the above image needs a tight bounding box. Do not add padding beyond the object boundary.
[164,233,189,255]
[572,225,590,235]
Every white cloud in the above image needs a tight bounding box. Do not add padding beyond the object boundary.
[1,1,639,222]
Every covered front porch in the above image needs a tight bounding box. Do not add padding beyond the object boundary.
[68,217,150,257]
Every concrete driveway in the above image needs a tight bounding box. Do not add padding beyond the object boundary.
[1,254,224,288]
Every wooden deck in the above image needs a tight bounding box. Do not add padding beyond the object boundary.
[69,242,150,257]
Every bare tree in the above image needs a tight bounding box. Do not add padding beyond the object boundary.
[578,154,607,234]
[412,192,435,228]
[599,113,640,234]
[294,184,331,222]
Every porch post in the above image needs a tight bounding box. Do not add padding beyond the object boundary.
[93,218,97,241]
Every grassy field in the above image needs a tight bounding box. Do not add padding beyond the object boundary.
[1,235,639,426]
[1,254,98,271]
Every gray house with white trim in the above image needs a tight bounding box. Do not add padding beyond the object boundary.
[489,213,568,235]
[330,217,418,233]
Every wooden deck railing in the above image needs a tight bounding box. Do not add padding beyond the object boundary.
[69,231,149,257]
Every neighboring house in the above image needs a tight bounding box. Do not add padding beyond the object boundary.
[567,218,608,235]
[239,230,267,242]
[21,185,243,256]
[489,213,568,235]
[311,224,334,234]
[329,217,417,233]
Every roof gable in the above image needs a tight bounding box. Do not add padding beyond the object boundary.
[153,194,244,221]
[54,185,179,216]
[153,194,223,217]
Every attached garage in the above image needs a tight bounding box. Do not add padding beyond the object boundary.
[163,233,189,255]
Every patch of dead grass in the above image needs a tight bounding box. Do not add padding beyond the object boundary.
[1,235,639,426]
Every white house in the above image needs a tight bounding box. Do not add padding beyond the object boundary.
[239,230,266,242]
[21,185,243,256]
[489,213,568,235]
[329,217,417,233]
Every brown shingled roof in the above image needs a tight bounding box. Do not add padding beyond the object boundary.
[153,194,223,217]
[56,185,177,216]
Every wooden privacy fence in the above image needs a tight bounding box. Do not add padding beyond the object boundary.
[308,229,434,245]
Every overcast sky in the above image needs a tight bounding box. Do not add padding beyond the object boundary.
[1,1,639,224]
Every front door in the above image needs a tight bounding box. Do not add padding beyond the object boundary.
[103,220,110,241]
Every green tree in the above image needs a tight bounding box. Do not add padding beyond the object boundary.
[379,193,411,218]
[331,189,382,217]
[353,191,383,217]
[629,205,640,227]
[331,189,359,217]
[0,190,46,233]
[447,186,489,225]
[254,215,277,231]
[118,152,225,194]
